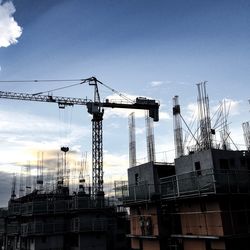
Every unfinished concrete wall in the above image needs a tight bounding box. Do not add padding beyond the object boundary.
[180,200,224,237]
[128,162,155,186]
[175,149,214,175]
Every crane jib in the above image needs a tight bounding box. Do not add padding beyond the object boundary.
[0,91,160,121]
[0,91,90,106]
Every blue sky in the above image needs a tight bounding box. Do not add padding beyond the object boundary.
[0,0,249,206]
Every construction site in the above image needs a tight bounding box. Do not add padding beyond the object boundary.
[0,79,250,250]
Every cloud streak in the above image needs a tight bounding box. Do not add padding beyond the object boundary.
[150,81,163,87]
[0,1,22,48]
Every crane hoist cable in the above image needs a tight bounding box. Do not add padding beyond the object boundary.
[0,77,95,96]
[96,79,134,103]
[32,77,95,95]
[58,105,74,147]
[33,82,84,95]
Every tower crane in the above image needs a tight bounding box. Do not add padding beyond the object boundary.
[0,77,159,197]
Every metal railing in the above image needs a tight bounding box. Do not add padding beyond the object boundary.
[121,169,250,203]
[123,183,156,204]
[71,217,109,232]
[8,196,110,216]
[160,169,216,199]
[21,221,65,236]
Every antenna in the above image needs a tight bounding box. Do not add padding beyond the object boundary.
[128,112,136,167]
[197,81,213,150]
[242,122,250,150]
[145,111,156,162]
[173,95,184,158]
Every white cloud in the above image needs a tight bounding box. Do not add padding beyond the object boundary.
[184,102,198,122]
[0,1,22,48]
[103,152,128,181]
[105,107,146,119]
[135,127,145,135]
[0,109,91,167]
[150,81,163,87]
[211,98,241,116]
[160,111,171,120]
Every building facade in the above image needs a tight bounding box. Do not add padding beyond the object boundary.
[0,191,129,250]
[122,149,250,250]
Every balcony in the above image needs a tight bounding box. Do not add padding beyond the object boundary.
[120,169,250,204]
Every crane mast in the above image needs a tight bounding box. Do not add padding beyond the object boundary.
[0,77,159,198]
[88,78,104,197]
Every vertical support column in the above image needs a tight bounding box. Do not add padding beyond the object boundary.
[92,111,104,197]
[173,95,184,158]
[197,81,212,150]
[145,111,155,162]
[129,112,137,167]
[218,100,230,150]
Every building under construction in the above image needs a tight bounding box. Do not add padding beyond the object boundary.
[0,77,160,250]
[118,82,250,250]
[1,79,250,250]
[0,190,129,250]
[0,147,130,250]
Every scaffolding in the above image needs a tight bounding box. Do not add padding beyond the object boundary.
[197,82,213,150]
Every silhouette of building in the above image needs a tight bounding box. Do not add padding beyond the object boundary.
[0,188,129,250]
[120,148,250,250]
